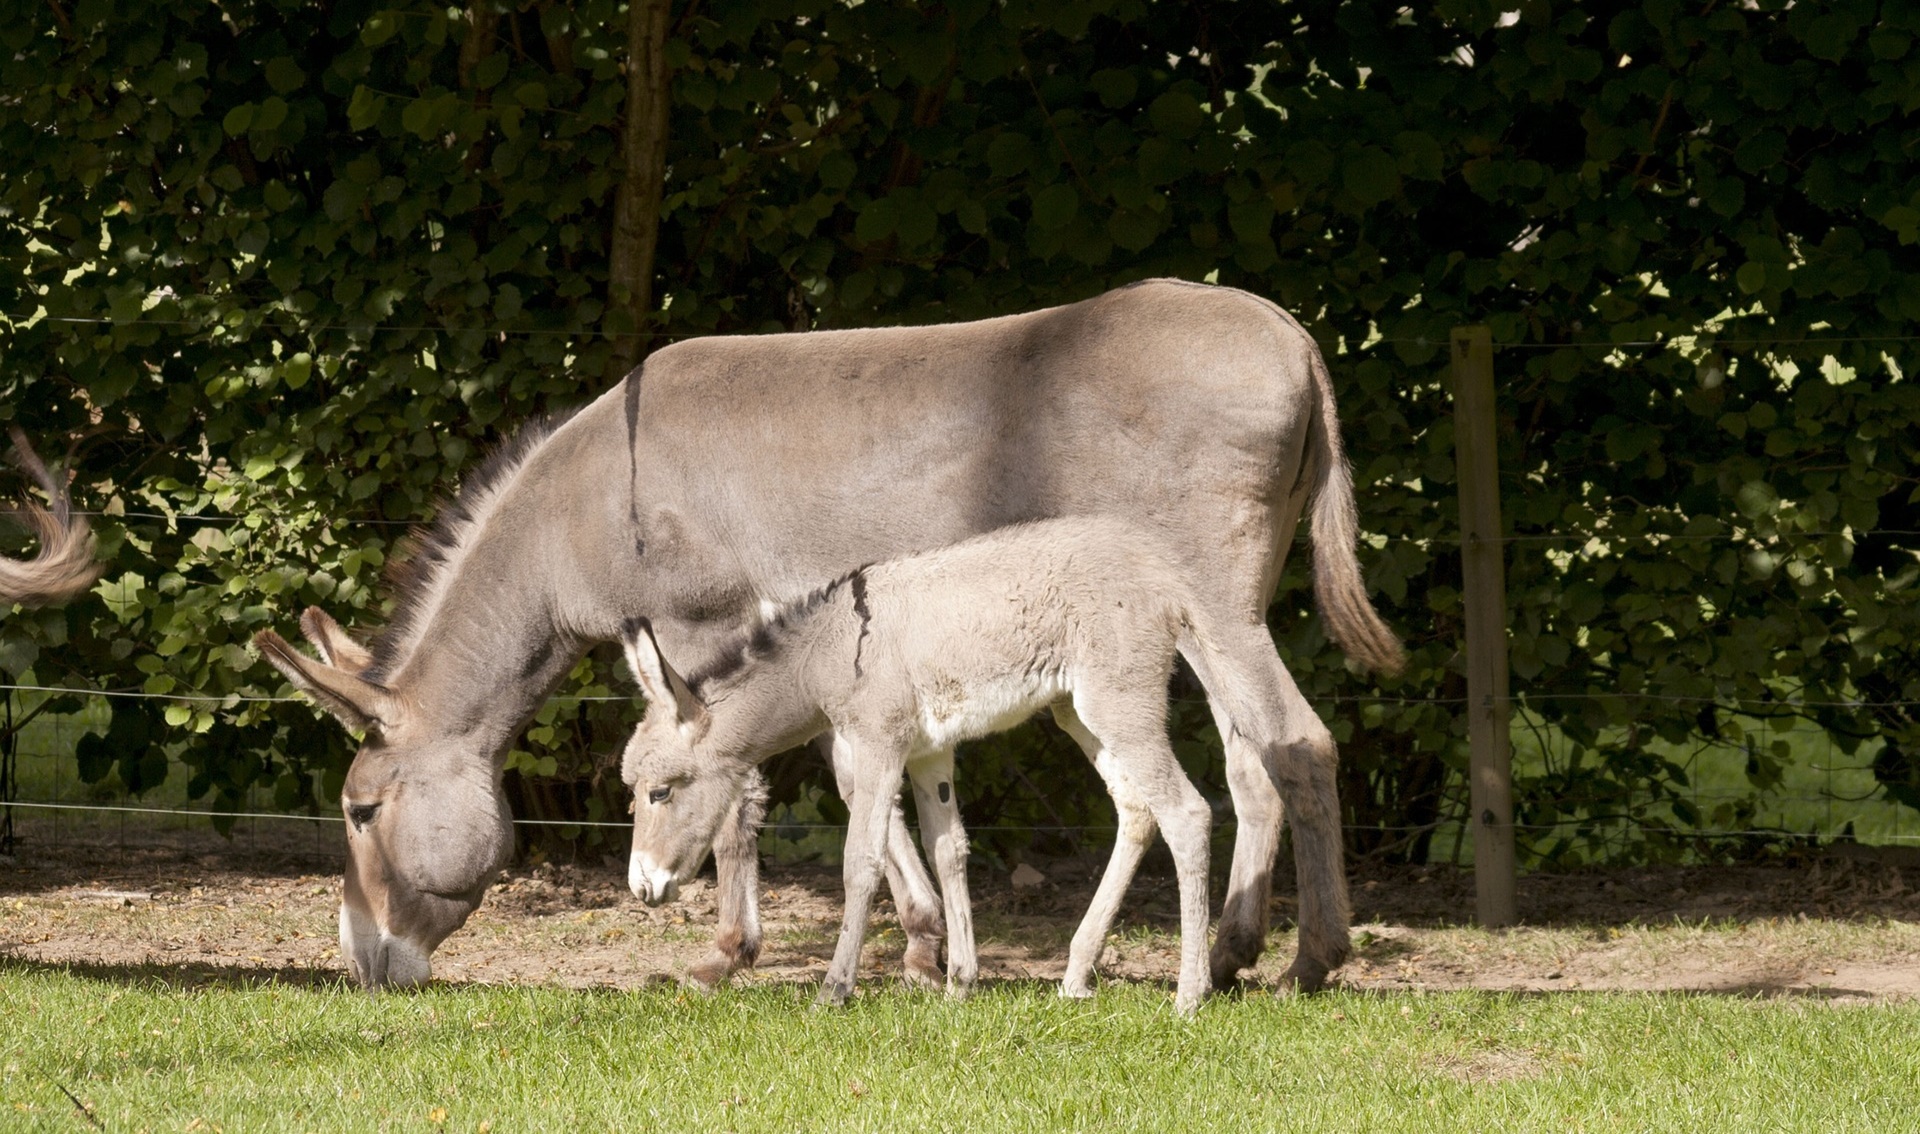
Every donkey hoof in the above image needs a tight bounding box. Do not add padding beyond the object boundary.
[1173,991,1207,1017]
[813,978,855,1009]
[683,956,738,992]
[1058,980,1095,1001]
[1277,961,1333,995]
[902,942,945,990]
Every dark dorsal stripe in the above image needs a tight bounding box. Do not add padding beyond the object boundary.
[685,565,873,696]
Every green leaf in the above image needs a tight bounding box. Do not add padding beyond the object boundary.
[818,151,857,190]
[361,11,399,46]
[346,86,383,131]
[1089,68,1137,108]
[475,51,511,90]
[1735,480,1779,519]
[987,133,1034,178]
[1341,147,1400,207]
[252,96,288,134]
[1031,183,1079,230]
[956,199,988,234]
[221,103,254,137]
[265,56,306,94]
[1148,90,1204,138]
[854,197,897,243]
[1735,262,1769,294]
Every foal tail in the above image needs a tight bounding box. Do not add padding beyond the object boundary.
[1298,338,1406,675]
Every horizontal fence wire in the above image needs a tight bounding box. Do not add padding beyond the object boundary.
[4,684,1916,710]
[16,311,1920,351]
[7,798,1916,841]
[17,507,1916,548]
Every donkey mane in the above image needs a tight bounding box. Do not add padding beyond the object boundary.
[368,408,581,681]
[685,565,870,696]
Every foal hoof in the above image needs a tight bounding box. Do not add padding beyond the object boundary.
[813,978,855,1009]
[901,940,945,990]
[1057,980,1096,1001]
[683,954,739,992]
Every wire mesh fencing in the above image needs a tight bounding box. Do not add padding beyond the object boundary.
[4,681,1916,869]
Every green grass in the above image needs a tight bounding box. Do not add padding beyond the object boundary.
[3,968,1917,1131]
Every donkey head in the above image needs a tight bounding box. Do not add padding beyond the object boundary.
[619,624,750,905]
[255,607,513,989]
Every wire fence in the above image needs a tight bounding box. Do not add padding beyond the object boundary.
[17,309,1920,352]
[5,313,1919,863]
[2,679,1915,864]
[24,502,1920,548]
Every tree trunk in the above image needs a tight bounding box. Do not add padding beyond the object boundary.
[607,0,673,380]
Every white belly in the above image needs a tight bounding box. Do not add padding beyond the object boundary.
[916,670,1068,751]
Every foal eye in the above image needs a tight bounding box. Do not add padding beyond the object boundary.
[346,803,380,829]
[647,785,672,805]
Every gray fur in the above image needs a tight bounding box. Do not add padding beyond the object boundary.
[621,517,1236,1012]
[254,279,1401,990]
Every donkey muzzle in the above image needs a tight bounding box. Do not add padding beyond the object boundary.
[339,902,433,989]
[628,852,679,906]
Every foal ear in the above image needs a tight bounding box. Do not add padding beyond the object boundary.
[622,620,708,730]
[298,606,376,675]
[254,629,401,734]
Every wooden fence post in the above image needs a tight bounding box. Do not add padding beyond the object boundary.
[1451,325,1518,928]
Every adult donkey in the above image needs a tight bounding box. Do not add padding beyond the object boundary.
[256,278,1403,991]
[2,427,100,609]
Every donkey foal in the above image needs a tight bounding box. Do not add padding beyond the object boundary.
[620,516,1250,1014]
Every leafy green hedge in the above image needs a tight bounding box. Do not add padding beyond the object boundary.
[3,0,1916,863]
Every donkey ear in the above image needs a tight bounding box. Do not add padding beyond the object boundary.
[622,620,707,729]
[254,629,401,734]
[298,606,375,675]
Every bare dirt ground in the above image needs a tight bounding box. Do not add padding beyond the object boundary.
[3,834,1918,1000]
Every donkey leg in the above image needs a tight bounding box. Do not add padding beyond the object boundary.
[1069,689,1213,1014]
[1202,622,1351,992]
[885,809,947,988]
[905,748,975,997]
[1213,728,1286,988]
[1052,703,1157,999]
[827,734,945,985]
[685,777,767,990]
[818,760,902,1008]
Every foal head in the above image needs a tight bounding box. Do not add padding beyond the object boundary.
[618,625,756,905]
[256,608,513,988]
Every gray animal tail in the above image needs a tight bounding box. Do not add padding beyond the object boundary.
[0,427,101,609]
[1300,342,1406,675]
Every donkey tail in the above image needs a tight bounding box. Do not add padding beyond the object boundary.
[1299,342,1405,675]
[0,427,100,609]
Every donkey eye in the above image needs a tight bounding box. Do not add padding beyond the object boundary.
[346,802,380,829]
[647,785,672,805]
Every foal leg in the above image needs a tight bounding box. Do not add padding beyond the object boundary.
[1070,688,1213,1015]
[904,747,976,997]
[827,734,945,986]
[1052,702,1157,999]
[819,745,904,1008]
[1193,620,1351,992]
[685,777,768,989]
